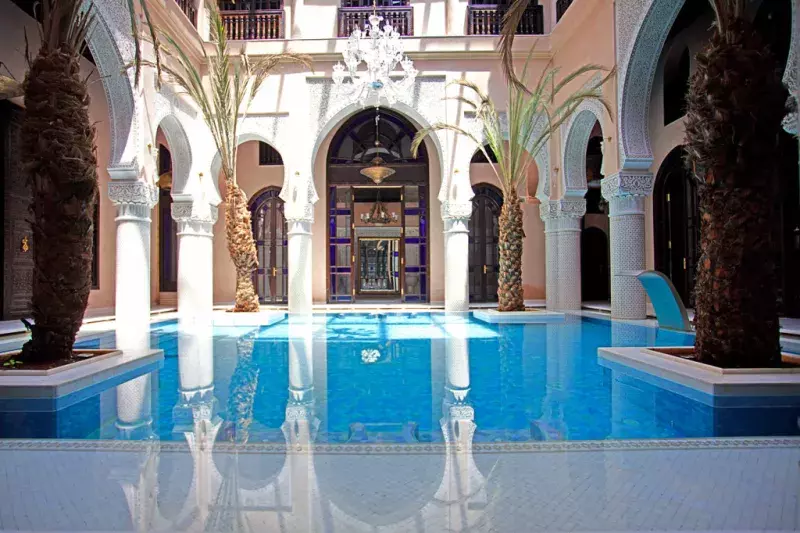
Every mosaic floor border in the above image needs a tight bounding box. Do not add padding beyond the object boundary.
[1,436,798,454]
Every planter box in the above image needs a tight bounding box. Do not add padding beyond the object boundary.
[0,348,163,411]
[473,309,565,324]
[0,349,121,376]
[598,346,800,406]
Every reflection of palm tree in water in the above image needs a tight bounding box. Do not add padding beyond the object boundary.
[221,331,259,443]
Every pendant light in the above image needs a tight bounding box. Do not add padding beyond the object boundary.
[360,107,396,185]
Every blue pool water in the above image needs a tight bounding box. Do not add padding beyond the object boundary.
[2,313,799,442]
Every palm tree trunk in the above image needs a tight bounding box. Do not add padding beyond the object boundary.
[225,180,260,312]
[686,17,784,367]
[498,188,525,311]
[19,45,97,363]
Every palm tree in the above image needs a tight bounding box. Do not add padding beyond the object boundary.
[135,1,310,312]
[684,0,786,367]
[411,57,610,311]
[0,1,98,363]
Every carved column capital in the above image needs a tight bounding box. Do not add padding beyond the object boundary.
[601,172,654,199]
[108,180,158,222]
[539,199,585,233]
[171,201,218,237]
[281,170,318,224]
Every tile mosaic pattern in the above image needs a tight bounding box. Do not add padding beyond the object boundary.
[0,437,797,531]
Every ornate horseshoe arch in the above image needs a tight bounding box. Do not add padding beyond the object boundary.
[560,98,606,199]
[616,0,798,170]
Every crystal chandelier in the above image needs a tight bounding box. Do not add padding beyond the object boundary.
[332,0,418,106]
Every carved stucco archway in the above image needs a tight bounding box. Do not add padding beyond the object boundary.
[616,0,798,170]
[152,87,201,198]
[560,98,606,199]
[83,0,139,171]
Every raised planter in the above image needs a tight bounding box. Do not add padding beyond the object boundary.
[0,349,121,376]
[473,309,565,324]
[0,348,163,411]
[598,346,800,406]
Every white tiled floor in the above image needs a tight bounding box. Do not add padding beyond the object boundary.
[0,438,797,531]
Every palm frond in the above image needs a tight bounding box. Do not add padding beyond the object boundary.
[498,0,533,95]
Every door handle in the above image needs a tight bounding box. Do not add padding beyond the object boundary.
[272,266,277,277]
[483,265,488,274]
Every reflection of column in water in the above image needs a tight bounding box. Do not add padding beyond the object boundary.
[283,314,319,531]
[174,328,220,526]
[436,314,490,530]
[116,373,154,440]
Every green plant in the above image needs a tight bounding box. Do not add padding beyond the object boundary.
[3,359,23,369]
[131,0,311,311]
[411,51,610,310]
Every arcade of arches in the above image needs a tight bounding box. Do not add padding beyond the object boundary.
[0,0,797,327]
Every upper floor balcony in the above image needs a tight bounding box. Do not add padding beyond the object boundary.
[467,0,544,36]
[338,0,413,37]
[219,0,285,40]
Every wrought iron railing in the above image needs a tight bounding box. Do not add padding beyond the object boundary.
[221,9,284,40]
[556,0,573,22]
[467,4,543,35]
[175,0,198,27]
[337,6,413,37]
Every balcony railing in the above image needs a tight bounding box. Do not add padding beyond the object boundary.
[338,6,413,37]
[556,0,573,22]
[221,9,284,40]
[175,0,197,27]
[468,4,543,35]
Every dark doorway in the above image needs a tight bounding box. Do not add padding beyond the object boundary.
[654,146,699,307]
[581,227,609,302]
[157,144,178,293]
[326,108,429,303]
[468,183,503,303]
[250,187,287,304]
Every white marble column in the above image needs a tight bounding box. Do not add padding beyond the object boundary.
[108,178,159,350]
[172,201,217,329]
[282,171,318,314]
[540,199,585,311]
[286,219,313,314]
[601,172,654,319]
[443,206,472,312]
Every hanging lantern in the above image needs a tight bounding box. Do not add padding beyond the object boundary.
[360,107,396,185]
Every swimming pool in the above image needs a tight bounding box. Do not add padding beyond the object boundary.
[1,313,799,442]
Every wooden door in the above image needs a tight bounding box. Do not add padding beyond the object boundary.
[468,184,503,303]
[250,187,287,304]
